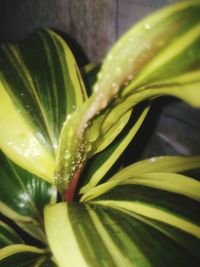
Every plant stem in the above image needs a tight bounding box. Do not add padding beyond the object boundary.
[63,165,84,202]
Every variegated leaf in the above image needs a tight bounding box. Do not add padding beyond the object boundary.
[0,29,87,183]
[0,244,56,267]
[0,151,56,243]
[55,1,200,199]
[0,221,23,248]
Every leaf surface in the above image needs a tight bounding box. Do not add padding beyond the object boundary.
[54,1,200,197]
[45,197,200,267]
[0,151,57,243]
[80,105,150,194]
[0,244,56,267]
[0,29,87,183]
[0,221,23,248]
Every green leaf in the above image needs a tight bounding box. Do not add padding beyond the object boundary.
[97,0,200,107]
[0,29,87,183]
[0,221,57,266]
[80,105,150,194]
[109,155,200,181]
[54,1,200,199]
[0,244,56,267]
[0,151,57,243]
[0,221,23,248]
[45,200,200,267]
[81,155,200,201]
[81,171,200,202]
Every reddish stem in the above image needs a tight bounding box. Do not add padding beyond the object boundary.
[63,166,83,202]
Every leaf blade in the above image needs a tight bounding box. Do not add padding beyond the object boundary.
[45,201,200,267]
[0,221,23,248]
[0,151,57,243]
[0,29,87,182]
[54,1,200,197]
[80,105,150,194]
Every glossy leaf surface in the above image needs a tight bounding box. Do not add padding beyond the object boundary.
[109,155,200,181]
[80,105,150,194]
[54,1,200,197]
[45,191,200,267]
[81,155,200,201]
[0,29,87,183]
[0,151,57,243]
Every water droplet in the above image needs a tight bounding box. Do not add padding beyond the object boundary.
[63,174,70,183]
[20,92,24,96]
[149,157,156,162]
[72,105,76,110]
[88,130,99,142]
[81,154,87,161]
[53,143,58,149]
[76,151,81,158]
[145,23,151,30]
[64,151,71,159]
[66,114,72,121]
[86,143,92,152]
[72,165,76,171]
[83,123,88,129]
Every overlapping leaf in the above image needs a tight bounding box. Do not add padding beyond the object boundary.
[45,155,200,266]
[54,0,200,197]
[0,244,56,267]
[45,182,200,267]
[0,221,23,248]
[0,29,87,183]
[80,105,150,194]
[0,151,56,243]
[0,221,57,266]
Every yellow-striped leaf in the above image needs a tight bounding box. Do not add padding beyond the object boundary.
[0,244,56,267]
[80,105,150,194]
[45,198,200,267]
[54,1,200,198]
[0,221,23,248]
[0,151,57,243]
[0,29,87,183]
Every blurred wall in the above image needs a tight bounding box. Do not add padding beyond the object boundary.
[0,0,176,63]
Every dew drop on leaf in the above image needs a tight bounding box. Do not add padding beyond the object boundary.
[145,23,151,30]
[64,151,71,159]
[86,143,92,152]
